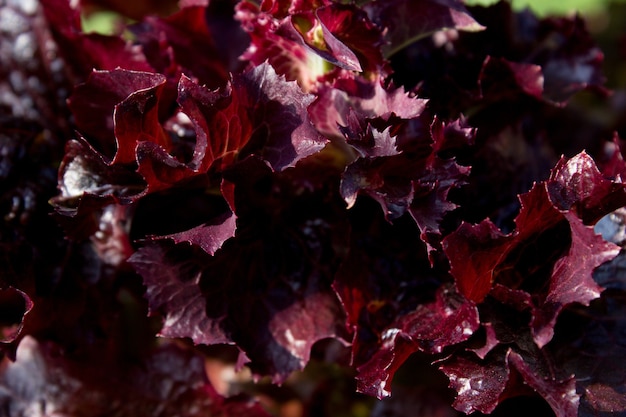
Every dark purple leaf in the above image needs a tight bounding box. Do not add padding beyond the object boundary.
[390,1,606,114]
[340,149,413,220]
[507,351,579,417]
[439,352,510,414]
[440,346,580,416]
[479,57,544,101]
[231,63,327,171]
[175,74,252,173]
[530,211,616,347]
[132,158,349,381]
[178,63,326,173]
[42,0,153,81]
[346,124,399,159]
[551,289,626,417]
[364,0,484,57]
[315,4,387,74]
[291,9,362,72]
[112,75,171,165]
[51,138,145,238]
[583,384,626,415]
[238,1,385,88]
[421,115,476,156]
[134,141,199,195]
[340,123,469,234]
[445,155,622,348]
[204,0,251,76]
[502,183,616,347]
[130,243,231,345]
[0,287,33,345]
[68,69,168,161]
[309,77,462,228]
[408,118,472,254]
[409,174,461,255]
[132,212,237,343]
[161,211,237,256]
[470,322,499,360]
[333,201,435,356]
[236,1,323,89]
[443,219,509,303]
[355,331,416,399]
[130,6,238,88]
[310,76,427,141]
[290,3,386,74]
[396,286,479,354]
[356,285,479,398]
[65,63,324,203]
[547,152,626,225]
[198,250,345,381]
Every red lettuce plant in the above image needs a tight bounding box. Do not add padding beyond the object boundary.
[1,0,626,416]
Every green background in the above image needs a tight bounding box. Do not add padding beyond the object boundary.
[466,0,626,16]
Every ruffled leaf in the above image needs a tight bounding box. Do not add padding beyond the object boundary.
[130,243,231,345]
[440,348,579,416]
[132,158,349,381]
[439,352,510,414]
[292,4,386,74]
[547,152,626,225]
[356,285,479,398]
[130,5,243,88]
[444,153,623,348]
[68,69,168,161]
[0,288,34,345]
[310,76,427,141]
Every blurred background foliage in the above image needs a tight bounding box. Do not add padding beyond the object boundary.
[466,0,626,16]
[81,0,626,34]
[464,0,626,137]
